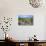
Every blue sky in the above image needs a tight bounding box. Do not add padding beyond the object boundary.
[18,15,33,18]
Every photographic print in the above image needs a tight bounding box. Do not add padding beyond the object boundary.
[18,15,33,25]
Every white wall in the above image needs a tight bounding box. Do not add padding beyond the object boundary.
[44,16,46,40]
[0,0,46,40]
[8,15,44,40]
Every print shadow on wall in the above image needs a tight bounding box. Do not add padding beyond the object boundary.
[18,15,33,25]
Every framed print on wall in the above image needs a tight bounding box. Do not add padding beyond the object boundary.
[18,15,33,26]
